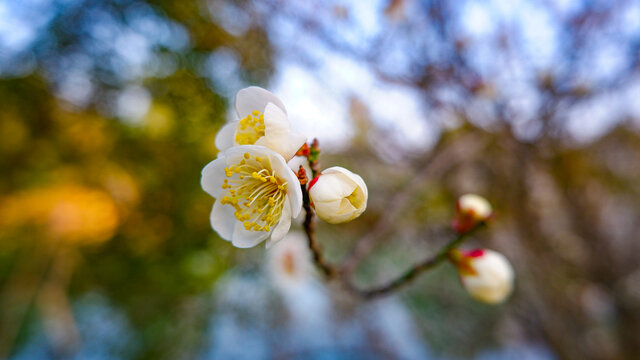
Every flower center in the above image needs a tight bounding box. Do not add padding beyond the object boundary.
[235,110,265,145]
[219,152,288,232]
[346,189,363,208]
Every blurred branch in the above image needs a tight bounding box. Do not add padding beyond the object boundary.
[0,242,60,359]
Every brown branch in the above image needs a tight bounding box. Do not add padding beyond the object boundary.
[302,188,338,278]
[345,223,484,299]
[300,149,339,278]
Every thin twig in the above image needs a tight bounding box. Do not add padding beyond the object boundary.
[346,223,484,299]
[301,150,339,278]
[302,187,338,278]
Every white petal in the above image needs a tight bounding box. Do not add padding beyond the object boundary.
[215,121,239,151]
[210,201,234,241]
[201,157,228,198]
[287,182,303,218]
[263,102,291,132]
[322,166,368,198]
[222,144,270,165]
[313,199,340,218]
[309,173,356,201]
[267,198,292,248]
[256,103,306,160]
[235,86,286,119]
[314,199,358,224]
[283,132,307,161]
[232,222,270,248]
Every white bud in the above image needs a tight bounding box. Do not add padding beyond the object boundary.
[308,167,368,224]
[458,194,492,221]
[458,249,514,304]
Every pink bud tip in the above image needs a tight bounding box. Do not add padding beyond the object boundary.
[308,175,321,190]
[465,249,485,258]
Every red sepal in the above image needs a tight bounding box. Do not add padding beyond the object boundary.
[308,175,321,190]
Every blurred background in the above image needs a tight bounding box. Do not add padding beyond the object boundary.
[1,0,640,359]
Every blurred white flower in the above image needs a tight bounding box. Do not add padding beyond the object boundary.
[267,232,313,289]
[458,193,492,221]
[215,86,306,161]
[201,145,303,248]
[308,167,368,224]
[453,249,514,304]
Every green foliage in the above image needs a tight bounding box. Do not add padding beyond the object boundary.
[0,1,276,358]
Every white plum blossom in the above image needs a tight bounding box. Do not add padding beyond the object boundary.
[215,86,306,161]
[308,167,368,224]
[458,193,492,221]
[201,145,303,248]
[454,249,514,304]
[267,232,313,290]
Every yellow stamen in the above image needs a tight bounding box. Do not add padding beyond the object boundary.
[235,110,266,145]
[219,154,288,233]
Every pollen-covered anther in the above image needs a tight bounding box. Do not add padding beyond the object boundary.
[235,110,266,145]
[218,153,288,233]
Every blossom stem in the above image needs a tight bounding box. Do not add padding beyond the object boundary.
[301,182,338,278]
[346,222,485,299]
[309,138,320,178]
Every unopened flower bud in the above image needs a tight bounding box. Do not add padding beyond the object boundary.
[451,249,514,304]
[459,194,492,220]
[453,194,492,233]
[308,167,367,224]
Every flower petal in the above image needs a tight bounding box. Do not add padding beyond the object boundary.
[263,102,290,132]
[309,173,356,201]
[314,199,358,224]
[267,198,292,248]
[267,150,303,218]
[214,121,238,151]
[201,157,228,198]
[284,132,308,161]
[210,200,234,241]
[223,144,269,165]
[256,103,306,160]
[235,86,286,119]
[313,199,340,218]
[232,221,270,248]
[322,167,368,198]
